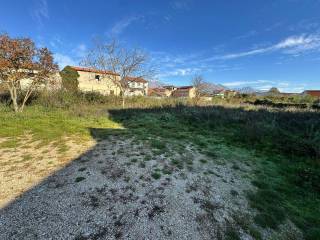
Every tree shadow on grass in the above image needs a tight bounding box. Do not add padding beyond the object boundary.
[108,105,320,239]
[0,127,139,239]
[0,105,319,240]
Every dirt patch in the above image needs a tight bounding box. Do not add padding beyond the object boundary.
[0,135,95,207]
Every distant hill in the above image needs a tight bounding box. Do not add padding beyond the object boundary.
[206,83,228,93]
[236,87,258,94]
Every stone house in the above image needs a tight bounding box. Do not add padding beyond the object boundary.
[171,86,196,98]
[148,85,196,98]
[70,66,148,96]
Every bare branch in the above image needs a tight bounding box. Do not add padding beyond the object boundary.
[81,38,155,107]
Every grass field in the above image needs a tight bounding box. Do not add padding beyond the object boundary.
[109,105,320,239]
[0,100,319,239]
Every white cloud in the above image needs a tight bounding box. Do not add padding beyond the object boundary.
[235,30,257,40]
[31,0,49,26]
[151,50,242,81]
[216,34,320,60]
[171,0,191,10]
[156,67,201,78]
[110,16,141,36]
[223,80,273,87]
[72,43,87,58]
[49,35,63,49]
[289,18,320,32]
[275,35,313,48]
[54,53,77,69]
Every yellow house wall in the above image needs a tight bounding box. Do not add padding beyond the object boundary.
[19,72,62,91]
[77,71,121,95]
[189,88,196,98]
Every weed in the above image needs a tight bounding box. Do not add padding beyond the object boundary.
[144,155,152,161]
[75,177,86,182]
[200,159,208,164]
[186,159,193,165]
[150,139,166,150]
[139,162,146,168]
[131,158,138,163]
[230,189,239,196]
[162,166,173,175]
[225,226,240,240]
[232,164,240,170]
[151,172,161,180]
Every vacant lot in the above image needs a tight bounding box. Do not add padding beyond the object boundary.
[0,104,319,240]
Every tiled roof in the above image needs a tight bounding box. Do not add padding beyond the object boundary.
[125,76,148,83]
[70,66,119,76]
[176,86,194,90]
[304,90,320,97]
[148,88,167,96]
[70,66,148,83]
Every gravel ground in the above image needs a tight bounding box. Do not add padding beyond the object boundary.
[0,136,299,239]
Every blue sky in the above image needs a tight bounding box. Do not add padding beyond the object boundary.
[1,0,320,92]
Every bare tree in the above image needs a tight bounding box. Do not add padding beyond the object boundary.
[192,75,209,105]
[82,39,154,108]
[0,34,58,112]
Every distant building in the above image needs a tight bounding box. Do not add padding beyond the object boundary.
[148,88,168,97]
[148,85,239,99]
[224,89,238,98]
[124,76,148,96]
[162,85,177,97]
[213,90,225,98]
[212,89,238,98]
[18,71,61,91]
[303,90,320,98]
[171,86,196,98]
[148,85,196,98]
[70,66,148,96]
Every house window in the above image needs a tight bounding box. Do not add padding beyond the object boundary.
[95,75,100,81]
[110,90,114,95]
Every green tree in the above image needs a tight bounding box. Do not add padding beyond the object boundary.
[60,66,79,92]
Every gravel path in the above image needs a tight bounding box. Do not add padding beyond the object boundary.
[0,136,257,239]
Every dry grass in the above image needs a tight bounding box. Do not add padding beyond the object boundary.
[0,136,95,207]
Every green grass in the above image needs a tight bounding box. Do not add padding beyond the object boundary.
[110,105,319,239]
[75,176,86,182]
[144,154,152,161]
[150,139,166,150]
[151,172,161,180]
[199,159,208,164]
[1,97,319,239]
[130,158,138,163]
[225,226,240,240]
[0,105,123,149]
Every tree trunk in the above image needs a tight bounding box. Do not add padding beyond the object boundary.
[8,85,19,112]
[122,96,125,109]
[12,96,19,112]
[20,87,33,112]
